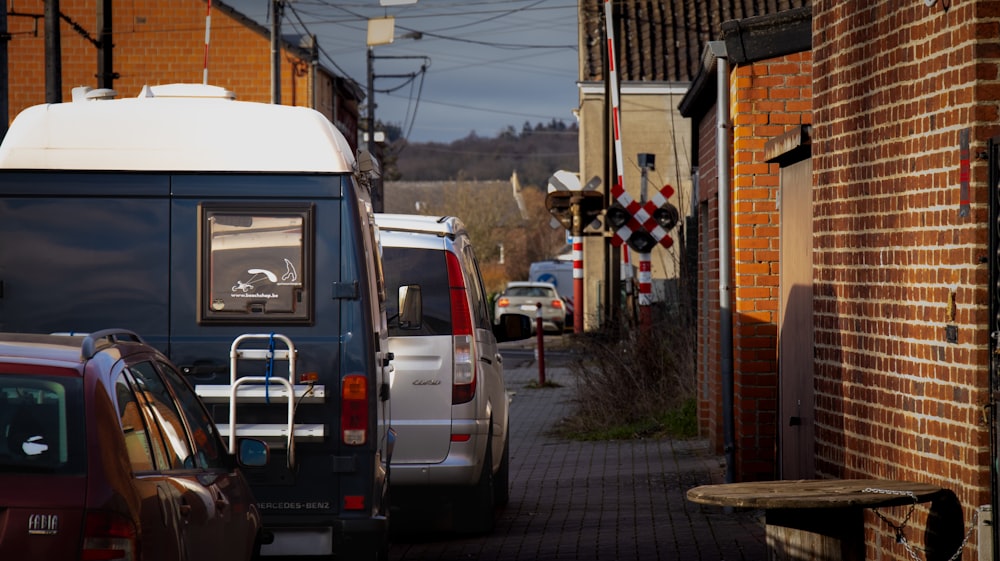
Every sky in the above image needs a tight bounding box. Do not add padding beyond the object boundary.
[224,0,580,144]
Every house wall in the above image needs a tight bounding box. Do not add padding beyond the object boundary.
[577,85,692,329]
[812,1,992,556]
[5,0,358,148]
[695,105,723,452]
[691,50,812,481]
[730,52,813,481]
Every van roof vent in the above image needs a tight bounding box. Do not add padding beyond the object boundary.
[137,83,237,100]
[71,86,118,102]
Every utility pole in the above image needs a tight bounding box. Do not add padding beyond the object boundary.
[366,45,382,211]
[1,4,9,141]
[96,0,114,89]
[45,0,61,103]
[271,0,283,104]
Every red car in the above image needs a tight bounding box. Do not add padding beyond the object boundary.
[0,329,266,560]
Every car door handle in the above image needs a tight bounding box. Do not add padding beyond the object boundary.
[480,355,492,365]
[214,489,230,512]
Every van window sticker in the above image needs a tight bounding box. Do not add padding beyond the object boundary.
[200,204,314,322]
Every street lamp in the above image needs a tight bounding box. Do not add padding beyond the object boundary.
[366,17,424,212]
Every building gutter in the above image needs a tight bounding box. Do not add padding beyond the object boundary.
[710,40,735,485]
[677,40,735,484]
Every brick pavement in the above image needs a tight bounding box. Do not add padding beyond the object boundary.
[390,360,767,560]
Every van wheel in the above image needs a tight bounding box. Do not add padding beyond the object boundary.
[494,435,510,507]
[454,435,495,534]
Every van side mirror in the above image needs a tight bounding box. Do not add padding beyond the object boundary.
[237,438,269,467]
[493,313,532,342]
[398,284,422,329]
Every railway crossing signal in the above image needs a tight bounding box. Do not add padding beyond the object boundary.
[609,182,679,253]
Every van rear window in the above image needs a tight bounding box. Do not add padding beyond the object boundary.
[200,204,314,324]
[383,247,452,337]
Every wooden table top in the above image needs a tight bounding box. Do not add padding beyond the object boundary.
[686,479,944,510]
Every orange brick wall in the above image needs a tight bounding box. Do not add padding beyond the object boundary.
[6,0,357,145]
[728,52,813,481]
[694,51,811,481]
[813,1,993,558]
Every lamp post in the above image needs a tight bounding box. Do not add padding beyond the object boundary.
[365,20,424,212]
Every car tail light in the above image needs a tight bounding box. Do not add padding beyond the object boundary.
[82,510,137,561]
[341,374,368,445]
[496,297,510,308]
[343,495,365,510]
[446,252,476,404]
[551,299,564,309]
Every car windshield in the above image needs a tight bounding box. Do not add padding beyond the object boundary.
[0,374,85,474]
[505,286,554,298]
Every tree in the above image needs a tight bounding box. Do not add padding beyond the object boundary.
[415,180,566,294]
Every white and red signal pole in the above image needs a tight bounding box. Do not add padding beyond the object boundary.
[572,234,584,333]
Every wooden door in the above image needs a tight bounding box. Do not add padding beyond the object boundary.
[778,158,815,479]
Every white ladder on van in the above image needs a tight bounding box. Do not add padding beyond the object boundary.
[194,334,326,467]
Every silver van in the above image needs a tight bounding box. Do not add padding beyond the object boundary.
[375,213,529,534]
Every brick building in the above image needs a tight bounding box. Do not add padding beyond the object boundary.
[575,0,809,331]
[3,0,362,150]
[679,7,813,484]
[811,1,993,557]
[682,1,1000,558]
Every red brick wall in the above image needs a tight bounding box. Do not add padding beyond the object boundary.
[813,1,993,557]
[696,104,722,452]
[6,1,339,133]
[728,52,813,481]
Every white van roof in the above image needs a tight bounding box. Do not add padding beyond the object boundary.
[0,84,356,173]
[374,213,466,237]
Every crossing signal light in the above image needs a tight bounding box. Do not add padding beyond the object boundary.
[626,231,657,253]
[606,204,630,229]
[545,191,573,230]
[579,191,605,226]
[653,204,679,231]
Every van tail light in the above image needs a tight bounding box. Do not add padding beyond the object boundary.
[341,374,368,445]
[496,297,510,308]
[446,252,476,404]
[82,510,137,561]
[551,299,564,309]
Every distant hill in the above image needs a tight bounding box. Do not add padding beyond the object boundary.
[386,121,579,189]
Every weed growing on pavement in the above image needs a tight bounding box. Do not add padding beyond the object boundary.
[555,303,697,440]
[524,379,563,389]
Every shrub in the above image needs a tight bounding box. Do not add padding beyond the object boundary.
[556,303,697,440]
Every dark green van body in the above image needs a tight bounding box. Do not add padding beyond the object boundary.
[0,171,392,558]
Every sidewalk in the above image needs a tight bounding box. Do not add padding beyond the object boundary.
[391,360,767,560]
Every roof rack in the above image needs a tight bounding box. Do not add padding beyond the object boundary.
[81,328,145,359]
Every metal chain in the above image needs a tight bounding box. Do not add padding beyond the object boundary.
[945,510,980,561]
[863,488,921,561]
[861,488,979,561]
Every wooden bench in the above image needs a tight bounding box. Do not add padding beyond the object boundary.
[686,479,943,561]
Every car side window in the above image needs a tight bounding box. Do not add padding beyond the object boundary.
[115,371,168,472]
[156,360,227,469]
[461,245,492,331]
[126,361,195,470]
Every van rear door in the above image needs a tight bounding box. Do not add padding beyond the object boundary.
[383,245,454,464]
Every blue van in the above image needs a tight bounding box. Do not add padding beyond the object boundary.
[0,84,392,559]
